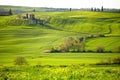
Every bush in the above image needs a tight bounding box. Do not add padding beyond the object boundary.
[96,46,104,53]
[35,62,42,67]
[87,50,94,52]
[112,57,120,64]
[87,35,94,38]
[98,34,105,37]
[117,46,120,53]
[96,57,120,65]
[14,56,28,65]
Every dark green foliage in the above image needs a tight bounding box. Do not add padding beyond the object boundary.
[117,46,120,53]
[14,56,28,65]
[101,6,104,12]
[91,7,93,11]
[94,8,96,11]
[87,50,94,52]
[96,57,120,65]
[98,34,105,37]
[87,35,94,38]
[9,8,12,15]
[33,8,35,12]
[70,8,72,11]
[112,57,120,64]
[96,46,104,53]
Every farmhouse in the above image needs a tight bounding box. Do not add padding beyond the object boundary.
[19,13,45,25]
[21,13,35,20]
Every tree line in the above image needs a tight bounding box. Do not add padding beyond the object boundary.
[91,6,104,12]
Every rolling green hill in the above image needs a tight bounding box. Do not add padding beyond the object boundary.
[49,11,120,35]
[0,11,120,54]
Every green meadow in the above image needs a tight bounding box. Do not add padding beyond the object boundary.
[0,9,120,79]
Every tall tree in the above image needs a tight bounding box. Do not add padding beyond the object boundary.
[70,8,72,11]
[94,8,96,11]
[26,13,28,19]
[9,8,12,15]
[101,6,104,12]
[33,8,35,12]
[91,7,93,11]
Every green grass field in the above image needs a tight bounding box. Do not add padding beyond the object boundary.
[0,9,120,79]
[0,53,120,66]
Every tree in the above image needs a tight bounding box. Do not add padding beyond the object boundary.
[101,6,104,12]
[33,8,35,12]
[26,13,28,19]
[9,8,12,15]
[50,36,86,53]
[70,8,72,11]
[97,8,100,12]
[91,7,93,11]
[94,8,96,11]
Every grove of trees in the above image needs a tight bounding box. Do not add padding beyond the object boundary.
[51,37,86,52]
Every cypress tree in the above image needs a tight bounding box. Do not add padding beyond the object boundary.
[9,8,12,15]
[91,7,93,11]
[70,8,72,11]
[94,8,96,11]
[101,6,104,12]
[33,8,35,12]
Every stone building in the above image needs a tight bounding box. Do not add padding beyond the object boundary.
[21,13,35,20]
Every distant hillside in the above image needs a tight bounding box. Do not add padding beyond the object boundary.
[0,5,70,14]
[1,5,120,14]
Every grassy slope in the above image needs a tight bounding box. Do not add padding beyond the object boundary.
[49,11,120,34]
[0,11,120,65]
[48,11,120,52]
[0,26,79,54]
[86,37,120,52]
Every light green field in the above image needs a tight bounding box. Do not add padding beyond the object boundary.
[0,53,120,66]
